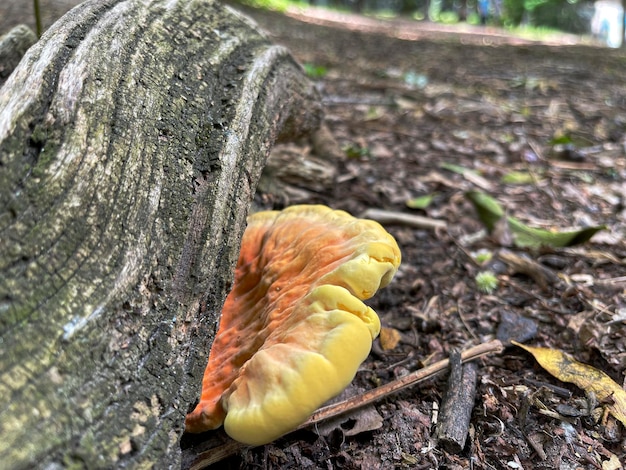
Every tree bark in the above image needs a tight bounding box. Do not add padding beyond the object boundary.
[0,0,322,468]
[0,24,37,85]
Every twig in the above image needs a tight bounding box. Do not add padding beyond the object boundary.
[499,276,571,315]
[523,378,572,399]
[457,301,479,341]
[595,276,626,286]
[497,249,560,291]
[548,160,599,171]
[435,351,478,453]
[186,439,245,470]
[322,95,396,106]
[33,0,42,37]
[184,339,503,469]
[360,208,447,230]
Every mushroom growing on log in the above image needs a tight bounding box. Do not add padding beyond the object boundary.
[186,205,401,445]
[0,0,322,467]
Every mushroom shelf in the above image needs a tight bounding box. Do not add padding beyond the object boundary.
[186,205,401,445]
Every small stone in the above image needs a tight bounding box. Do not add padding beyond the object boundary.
[497,311,537,345]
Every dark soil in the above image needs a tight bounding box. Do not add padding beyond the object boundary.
[3,2,625,469]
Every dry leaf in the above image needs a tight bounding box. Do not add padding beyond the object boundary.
[379,327,402,350]
[513,341,626,427]
[602,454,623,470]
[343,406,384,436]
[314,399,384,438]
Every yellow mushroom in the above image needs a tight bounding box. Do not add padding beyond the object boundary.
[185,205,401,445]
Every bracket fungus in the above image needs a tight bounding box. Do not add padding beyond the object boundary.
[185,205,401,445]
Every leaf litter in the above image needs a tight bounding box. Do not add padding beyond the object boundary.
[180,6,626,469]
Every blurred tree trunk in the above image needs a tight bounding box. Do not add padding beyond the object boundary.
[458,0,467,21]
[622,0,626,48]
[0,0,322,468]
[399,0,412,15]
[353,0,366,13]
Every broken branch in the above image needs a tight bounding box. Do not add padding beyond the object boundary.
[435,351,478,453]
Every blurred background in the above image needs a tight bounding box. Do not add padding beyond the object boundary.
[1,0,626,47]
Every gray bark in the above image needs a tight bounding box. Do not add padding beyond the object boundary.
[0,24,37,85]
[0,0,322,468]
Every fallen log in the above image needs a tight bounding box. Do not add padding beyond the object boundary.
[0,0,322,467]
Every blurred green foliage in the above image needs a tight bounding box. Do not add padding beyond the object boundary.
[232,0,594,36]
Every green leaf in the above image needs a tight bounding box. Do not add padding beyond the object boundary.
[506,218,607,248]
[472,249,493,264]
[501,171,536,185]
[465,190,504,232]
[466,191,607,248]
[303,63,328,79]
[440,162,471,175]
[549,134,574,146]
[343,144,371,159]
[406,194,435,210]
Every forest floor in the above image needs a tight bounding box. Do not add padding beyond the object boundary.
[3,2,626,469]
[196,5,626,469]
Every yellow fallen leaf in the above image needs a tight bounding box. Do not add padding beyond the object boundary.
[379,327,401,351]
[513,341,626,427]
[602,453,623,470]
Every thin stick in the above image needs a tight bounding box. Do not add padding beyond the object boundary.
[187,440,244,470]
[360,208,447,231]
[33,0,42,37]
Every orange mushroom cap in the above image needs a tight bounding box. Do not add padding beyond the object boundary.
[185,205,401,445]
